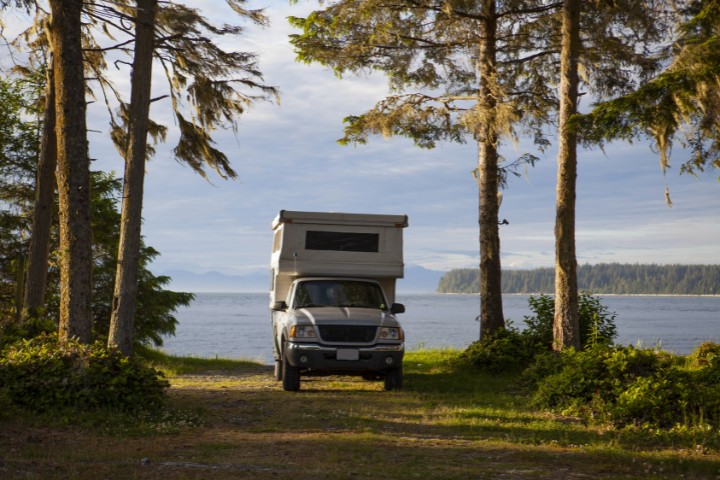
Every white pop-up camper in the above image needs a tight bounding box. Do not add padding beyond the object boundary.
[269,210,408,392]
[270,210,407,304]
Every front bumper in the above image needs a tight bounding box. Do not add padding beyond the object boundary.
[285,342,404,372]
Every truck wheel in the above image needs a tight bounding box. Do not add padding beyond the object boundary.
[384,367,403,391]
[281,345,300,392]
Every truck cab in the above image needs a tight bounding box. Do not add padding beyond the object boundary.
[269,210,408,391]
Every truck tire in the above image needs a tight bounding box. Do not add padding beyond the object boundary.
[281,344,300,392]
[384,367,403,391]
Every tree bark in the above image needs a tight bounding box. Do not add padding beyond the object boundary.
[108,0,158,356]
[553,0,581,351]
[23,61,57,320]
[50,0,93,343]
[477,0,505,340]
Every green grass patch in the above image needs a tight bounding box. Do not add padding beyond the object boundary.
[2,346,719,479]
[136,345,261,376]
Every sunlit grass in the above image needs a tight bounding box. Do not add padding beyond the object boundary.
[3,346,718,479]
[137,345,261,376]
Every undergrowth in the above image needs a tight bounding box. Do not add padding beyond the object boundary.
[0,334,168,414]
[457,292,720,437]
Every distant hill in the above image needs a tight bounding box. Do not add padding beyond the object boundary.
[164,265,444,294]
[437,263,720,295]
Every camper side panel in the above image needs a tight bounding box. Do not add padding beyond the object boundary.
[271,222,404,279]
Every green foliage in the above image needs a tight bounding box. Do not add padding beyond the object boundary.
[83,171,195,347]
[0,76,39,307]
[523,292,617,350]
[437,263,720,295]
[528,343,720,429]
[0,334,168,412]
[0,75,193,348]
[578,0,720,175]
[690,341,720,368]
[458,292,617,373]
[0,309,55,351]
[457,327,535,374]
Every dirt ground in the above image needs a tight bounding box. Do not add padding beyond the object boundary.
[1,363,719,479]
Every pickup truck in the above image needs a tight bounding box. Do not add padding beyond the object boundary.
[269,210,408,391]
[271,277,405,391]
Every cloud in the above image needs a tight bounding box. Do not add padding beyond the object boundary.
[5,1,719,280]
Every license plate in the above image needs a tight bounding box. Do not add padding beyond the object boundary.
[336,349,359,361]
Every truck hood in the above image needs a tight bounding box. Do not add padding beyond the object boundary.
[293,307,392,325]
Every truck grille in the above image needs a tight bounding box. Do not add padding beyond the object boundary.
[318,325,377,343]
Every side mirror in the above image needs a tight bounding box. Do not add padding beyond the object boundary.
[390,303,405,314]
[271,301,288,311]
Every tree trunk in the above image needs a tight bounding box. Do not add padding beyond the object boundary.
[108,0,158,356]
[553,0,581,351]
[477,0,505,340]
[23,61,57,320]
[50,0,93,343]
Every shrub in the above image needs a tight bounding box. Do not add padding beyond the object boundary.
[690,341,720,368]
[530,346,616,418]
[523,292,617,350]
[0,334,169,412]
[529,343,720,429]
[0,309,55,352]
[461,293,618,374]
[612,367,695,427]
[457,327,534,373]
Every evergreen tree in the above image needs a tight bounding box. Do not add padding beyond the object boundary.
[108,0,159,356]
[22,62,56,322]
[552,0,674,351]
[438,263,720,295]
[580,0,720,178]
[0,74,192,348]
[290,0,560,340]
[105,0,278,355]
[0,76,38,317]
[554,0,581,351]
[46,0,94,343]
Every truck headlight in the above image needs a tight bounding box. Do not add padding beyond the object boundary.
[290,325,316,338]
[379,327,403,341]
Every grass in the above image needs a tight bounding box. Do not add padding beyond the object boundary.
[0,348,719,479]
[136,345,261,376]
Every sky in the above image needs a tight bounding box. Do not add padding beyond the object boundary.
[4,1,720,283]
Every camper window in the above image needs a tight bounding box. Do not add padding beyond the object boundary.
[305,231,379,252]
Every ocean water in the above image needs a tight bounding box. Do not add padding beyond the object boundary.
[162,292,720,365]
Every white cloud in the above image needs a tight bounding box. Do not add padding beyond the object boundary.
[4,1,720,280]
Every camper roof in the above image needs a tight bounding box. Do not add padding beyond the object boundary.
[272,210,408,230]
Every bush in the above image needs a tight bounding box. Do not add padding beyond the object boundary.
[523,292,617,350]
[0,309,55,352]
[0,334,169,412]
[457,327,534,373]
[690,341,720,368]
[460,292,618,374]
[528,343,720,429]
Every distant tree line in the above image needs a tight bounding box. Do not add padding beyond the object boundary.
[437,264,720,295]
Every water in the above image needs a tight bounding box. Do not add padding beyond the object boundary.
[162,293,720,364]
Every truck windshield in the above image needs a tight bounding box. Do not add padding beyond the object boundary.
[293,280,387,310]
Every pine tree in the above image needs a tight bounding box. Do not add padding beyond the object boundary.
[49,0,93,343]
[290,0,560,340]
[552,0,674,351]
